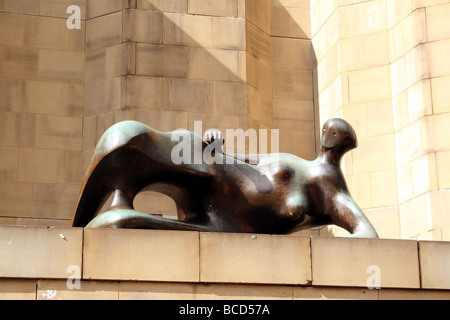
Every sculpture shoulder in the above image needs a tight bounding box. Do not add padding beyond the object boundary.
[306,158,349,194]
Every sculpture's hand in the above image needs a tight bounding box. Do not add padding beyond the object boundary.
[203,128,225,156]
[203,128,224,145]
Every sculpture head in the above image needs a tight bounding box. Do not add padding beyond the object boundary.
[321,118,358,155]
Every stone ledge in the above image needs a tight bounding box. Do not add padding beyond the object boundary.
[1,226,449,291]
[83,228,200,282]
[199,233,311,285]
[2,279,450,300]
[0,225,83,279]
[311,237,420,289]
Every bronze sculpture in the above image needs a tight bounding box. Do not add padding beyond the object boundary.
[71,118,378,238]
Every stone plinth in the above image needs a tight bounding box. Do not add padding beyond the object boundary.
[1,226,450,300]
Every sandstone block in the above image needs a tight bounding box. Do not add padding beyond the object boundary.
[83,229,200,282]
[419,241,450,290]
[200,233,311,285]
[311,237,420,288]
[38,280,119,300]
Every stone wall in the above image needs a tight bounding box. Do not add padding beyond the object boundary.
[1,225,449,300]
[311,0,450,240]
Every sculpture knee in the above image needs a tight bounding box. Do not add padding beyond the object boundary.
[95,121,151,156]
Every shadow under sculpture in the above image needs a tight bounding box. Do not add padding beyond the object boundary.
[71,118,378,238]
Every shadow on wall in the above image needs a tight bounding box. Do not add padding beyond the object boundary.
[123,1,244,132]
[127,0,315,137]
[246,0,316,160]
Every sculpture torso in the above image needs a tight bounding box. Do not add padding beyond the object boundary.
[197,153,345,234]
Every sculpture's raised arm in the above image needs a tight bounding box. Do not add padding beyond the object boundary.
[203,128,272,165]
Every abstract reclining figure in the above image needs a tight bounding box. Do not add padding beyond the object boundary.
[72,118,378,238]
